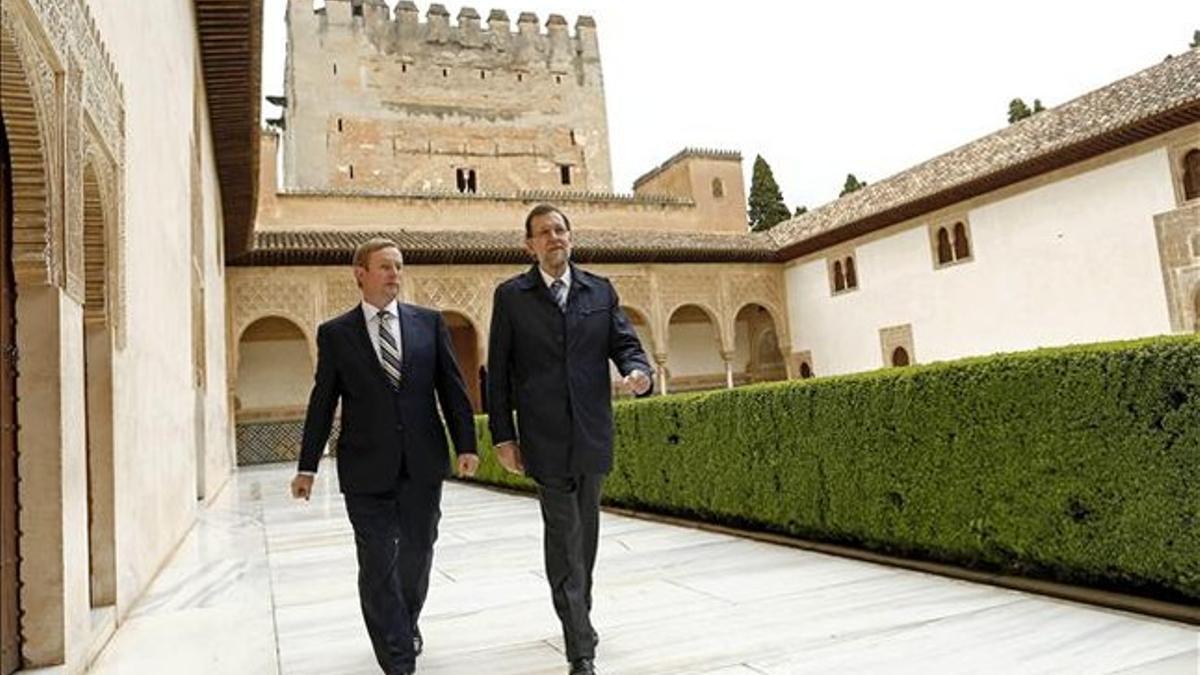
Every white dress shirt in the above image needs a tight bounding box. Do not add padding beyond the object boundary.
[539,265,571,297]
[361,298,403,365]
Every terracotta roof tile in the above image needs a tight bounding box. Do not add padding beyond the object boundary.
[231,229,776,265]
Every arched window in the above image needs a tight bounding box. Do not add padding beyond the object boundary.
[833,260,845,292]
[891,347,910,367]
[936,227,953,264]
[711,177,725,198]
[1185,149,1200,201]
[953,221,971,260]
[799,362,813,378]
[844,256,858,289]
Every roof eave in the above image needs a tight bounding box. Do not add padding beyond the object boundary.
[195,0,263,260]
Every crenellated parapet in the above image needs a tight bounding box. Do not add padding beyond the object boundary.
[282,0,613,194]
[298,0,600,66]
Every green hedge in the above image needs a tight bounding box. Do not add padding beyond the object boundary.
[465,336,1200,602]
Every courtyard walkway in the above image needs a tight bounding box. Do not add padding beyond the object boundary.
[77,464,1197,674]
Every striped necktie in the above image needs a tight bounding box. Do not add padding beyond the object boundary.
[550,279,567,312]
[377,309,402,390]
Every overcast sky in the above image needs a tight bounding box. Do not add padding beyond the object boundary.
[262,1,1199,212]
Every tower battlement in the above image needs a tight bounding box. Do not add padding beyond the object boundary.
[281,0,613,194]
[301,0,600,66]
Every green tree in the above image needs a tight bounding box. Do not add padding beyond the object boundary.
[794,205,808,217]
[1008,98,1032,123]
[1009,97,1045,123]
[1191,29,1199,48]
[748,155,791,232]
[840,173,866,197]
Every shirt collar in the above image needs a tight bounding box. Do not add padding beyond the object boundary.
[361,298,399,322]
[538,265,571,289]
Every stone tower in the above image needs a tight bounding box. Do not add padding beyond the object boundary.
[281,0,613,194]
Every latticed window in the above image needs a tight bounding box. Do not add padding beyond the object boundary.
[833,260,845,292]
[844,256,858,289]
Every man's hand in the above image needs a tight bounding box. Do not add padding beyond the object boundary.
[495,441,525,475]
[290,473,314,501]
[622,369,652,396]
[457,453,480,478]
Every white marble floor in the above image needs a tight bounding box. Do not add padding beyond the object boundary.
[84,463,1198,675]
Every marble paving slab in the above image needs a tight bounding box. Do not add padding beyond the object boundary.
[81,463,1198,675]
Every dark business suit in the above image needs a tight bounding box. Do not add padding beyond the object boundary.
[299,302,476,674]
[487,264,652,661]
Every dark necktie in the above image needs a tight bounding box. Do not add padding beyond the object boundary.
[377,309,401,389]
[550,279,567,312]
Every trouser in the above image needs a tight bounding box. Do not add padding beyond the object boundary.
[344,473,442,673]
[535,473,604,661]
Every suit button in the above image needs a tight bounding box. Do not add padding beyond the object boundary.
[395,424,404,432]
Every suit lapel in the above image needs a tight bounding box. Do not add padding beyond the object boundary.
[517,264,556,310]
[397,303,414,385]
[346,305,392,390]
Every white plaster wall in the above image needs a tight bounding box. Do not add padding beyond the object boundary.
[83,0,229,616]
[667,321,725,376]
[786,147,1177,376]
[196,73,234,501]
[236,339,314,411]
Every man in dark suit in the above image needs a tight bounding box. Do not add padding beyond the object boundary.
[290,238,478,675]
[487,204,653,675]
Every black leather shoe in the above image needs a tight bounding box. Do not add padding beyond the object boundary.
[569,657,596,674]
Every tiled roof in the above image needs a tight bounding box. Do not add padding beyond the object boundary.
[769,48,1200,258]
[230,229,776,266]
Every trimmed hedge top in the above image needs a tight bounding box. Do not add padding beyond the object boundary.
[468,336,1200,603]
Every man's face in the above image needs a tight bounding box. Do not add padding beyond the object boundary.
[525,211,572,270]
[355,246,403,302]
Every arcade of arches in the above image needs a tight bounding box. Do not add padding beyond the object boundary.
[228,264,794,463]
